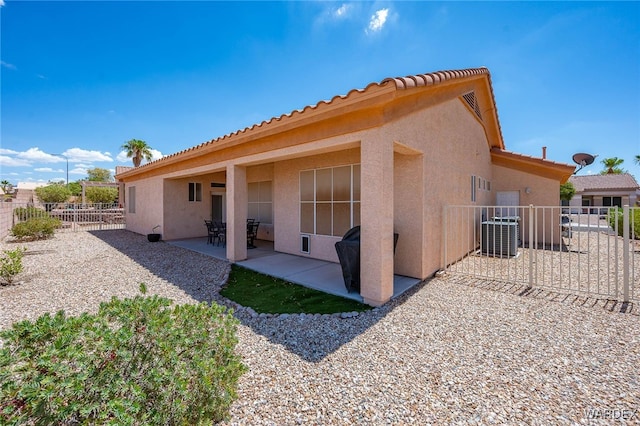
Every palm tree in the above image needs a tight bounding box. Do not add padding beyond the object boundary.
[122,139,153,167]
[600,157,625,174]
[635,155,640,165]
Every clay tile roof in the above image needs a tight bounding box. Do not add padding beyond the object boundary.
[569,173,640,192]
[382,67,489,89]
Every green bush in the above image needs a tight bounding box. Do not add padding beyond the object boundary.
[13,206,49,221]
[0,247,25,285]
[608,208,640,239]
[10,217,62,240]
[85,186,118,204]
[34,184,71,204]
[0,284,246,425]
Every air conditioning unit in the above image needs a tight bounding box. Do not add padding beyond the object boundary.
[481,221,518,257]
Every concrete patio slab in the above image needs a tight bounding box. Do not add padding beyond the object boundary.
[168,238,421,303]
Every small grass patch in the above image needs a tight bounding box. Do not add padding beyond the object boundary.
[220,264,371,314]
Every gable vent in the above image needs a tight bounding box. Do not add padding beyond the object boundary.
[462,91,482,121]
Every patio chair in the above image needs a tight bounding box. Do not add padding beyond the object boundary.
[205,220,216,244]
[214,221,226,247]
[247,221,260,249]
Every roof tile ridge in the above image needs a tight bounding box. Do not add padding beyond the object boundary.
[383,67,489,90]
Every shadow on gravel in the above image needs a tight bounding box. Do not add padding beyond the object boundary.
[89,230,228,305]
[233,279,429,363]
[89,229,428,363]
[446,274,639,315]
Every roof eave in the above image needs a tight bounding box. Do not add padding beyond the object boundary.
[491,148,576,183]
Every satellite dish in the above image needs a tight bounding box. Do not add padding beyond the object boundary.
[572,152,597,174]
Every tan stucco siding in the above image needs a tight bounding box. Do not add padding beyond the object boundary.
[384,98,493,277]
[163,175,218,240]
[124,178,164,237]
[393,152,424,278]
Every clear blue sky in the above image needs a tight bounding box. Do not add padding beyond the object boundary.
[1,1,639,185]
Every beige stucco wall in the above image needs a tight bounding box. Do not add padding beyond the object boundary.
[393,152,424,278]
[123,178,164,237]
[163,174,218,240]
[0,202,13,239]
[384,98,494,277]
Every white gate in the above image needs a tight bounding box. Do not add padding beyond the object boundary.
[443,205,639,302]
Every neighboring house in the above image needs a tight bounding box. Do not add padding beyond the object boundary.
[115,67,574,306]
[568,173,640,213]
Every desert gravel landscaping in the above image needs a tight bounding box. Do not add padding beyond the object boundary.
[1,230,639,425]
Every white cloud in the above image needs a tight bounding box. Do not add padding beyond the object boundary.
[16,147,59,162]
[34,167,64,173]
[0,148,18,155]
[0,1,5,8]
[367,8,389,33]
[314,2,358,28]
[0,60,15,70]
[0,155,32,167]
[70,167,88,176]
[333,4,352,19]
[150,149,164,160]
[63,148,113,163]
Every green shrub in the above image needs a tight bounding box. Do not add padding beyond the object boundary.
[608,208,640,239]
[0,247,25,285]
[85,187,118,204]
[13,206,49,221]
[10,217,62,240]
[0,284,246,425]
[34,184,71,204]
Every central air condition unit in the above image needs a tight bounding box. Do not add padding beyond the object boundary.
[481,221,518,257]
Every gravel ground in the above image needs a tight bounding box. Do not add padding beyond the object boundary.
[1,230,639,425]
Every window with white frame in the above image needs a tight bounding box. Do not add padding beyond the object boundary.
[188,182,202,202]
[128,186,136,213]
[248,181,273,224]
[300,164,360,237]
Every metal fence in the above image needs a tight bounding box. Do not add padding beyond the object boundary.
[7,202,126,233]
[443,205,639,302]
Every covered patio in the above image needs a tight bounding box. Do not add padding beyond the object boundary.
[168,238,421,302]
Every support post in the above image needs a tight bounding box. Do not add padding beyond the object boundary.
[226,165,248,262]
[623,205,630,302]
[528,204,534,287]
[360,138,394,306]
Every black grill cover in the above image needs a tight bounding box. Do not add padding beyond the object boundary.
[335,226,361,292]
[335,226,399,293]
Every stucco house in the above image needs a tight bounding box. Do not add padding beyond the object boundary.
[567,173,640,213]
[115,67,574,306]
